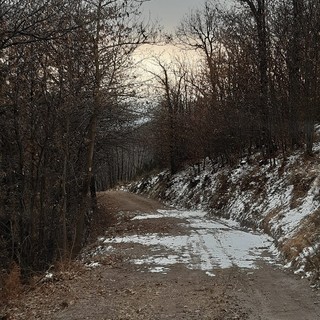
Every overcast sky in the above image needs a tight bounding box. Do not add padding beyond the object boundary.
[142,0,233,33]
[142,0,207,32]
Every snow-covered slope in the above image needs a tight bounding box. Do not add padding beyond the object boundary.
[129,149,320,285]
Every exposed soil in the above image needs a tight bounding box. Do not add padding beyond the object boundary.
[3,191,320,320]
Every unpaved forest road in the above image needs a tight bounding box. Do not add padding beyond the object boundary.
[7,191,320,320]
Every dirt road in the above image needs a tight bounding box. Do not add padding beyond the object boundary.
[6,191,320,319]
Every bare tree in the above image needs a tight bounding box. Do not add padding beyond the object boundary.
[147,57,191,174]
[176,1,222,102]
[74,0,152,252]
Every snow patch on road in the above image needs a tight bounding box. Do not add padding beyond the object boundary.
[101,209,276,275]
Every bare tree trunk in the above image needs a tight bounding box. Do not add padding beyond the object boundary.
[74,1,102,254]
[74,110,98,254]
[303,4,320,156]
[288,0,303,148]
[60,116,70,261]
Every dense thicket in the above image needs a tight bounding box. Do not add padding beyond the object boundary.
[149,0,320,174]
[0,0,150,275]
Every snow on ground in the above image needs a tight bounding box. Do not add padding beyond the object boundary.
[100,209,276,275]
[129,151,320,283]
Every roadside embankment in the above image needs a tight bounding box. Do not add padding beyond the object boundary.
[128,150,320,286]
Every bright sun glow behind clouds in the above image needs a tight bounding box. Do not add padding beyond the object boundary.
[134,43,200,67]
[132,0,223,97]
[132,43,202,88]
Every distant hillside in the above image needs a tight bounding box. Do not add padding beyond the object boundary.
[129,145,320,287]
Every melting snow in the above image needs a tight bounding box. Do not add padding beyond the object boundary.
[101,209,276,275]
[85,262,101,269]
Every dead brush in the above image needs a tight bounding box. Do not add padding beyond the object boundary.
[260,207,282,236]
[239,166,260,192]
[237,166,268,204]
[209,172,231,212]
[289,173,316,209]
[305,251,320,286]
[281,210,320,261]
[277,160,286,177]
[53,260,86,281]
[1,262,22,304]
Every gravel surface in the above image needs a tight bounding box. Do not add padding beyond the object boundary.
[4,191,320,320]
